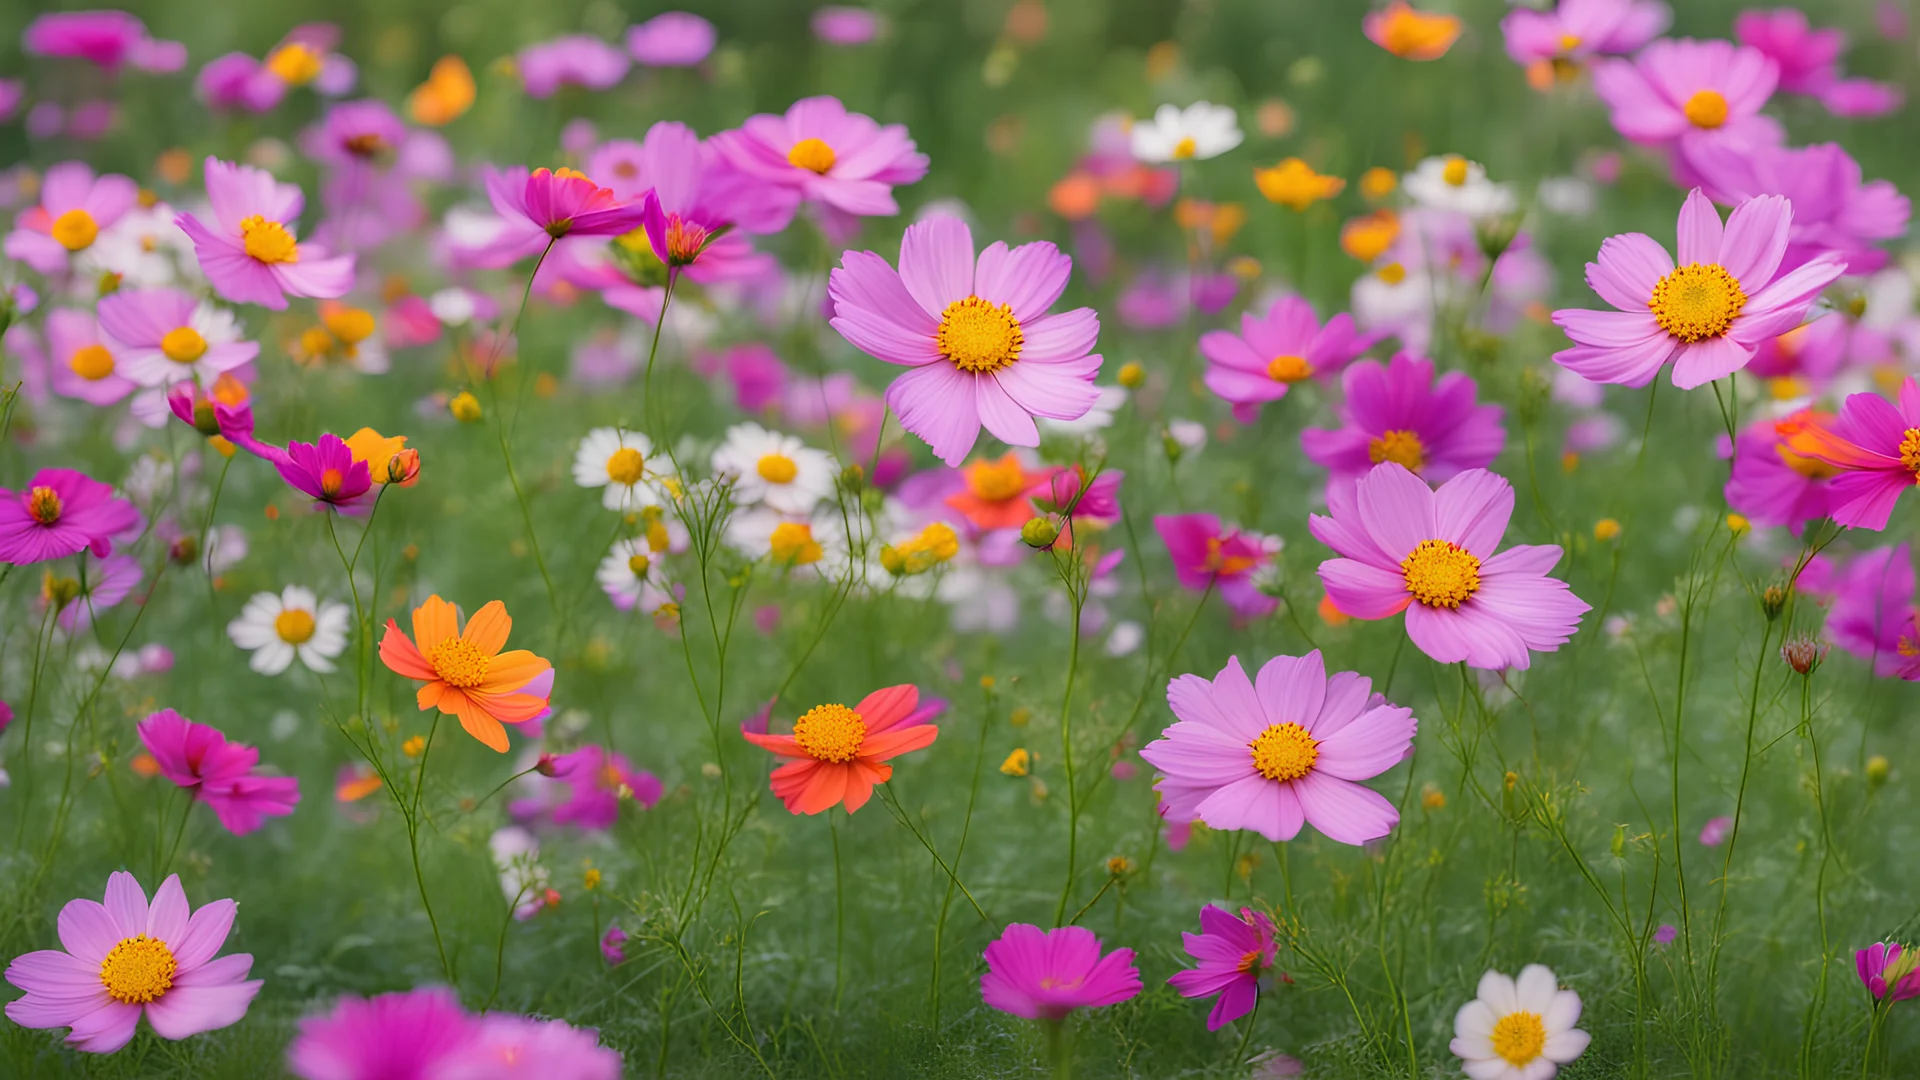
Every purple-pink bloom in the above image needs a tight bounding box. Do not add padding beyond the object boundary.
[1155,513,1279,618]
[980,923,1141,1020]
[712,95,928,217]
[1301,353,1505,491]
[1200,294,1376,423]
[1313,465,1589,669]
[1746,312,1849,389]
[828,215,1101,465]
[1692,141,1907,277]
[633,121,798,280]
[814,7,882,44]
[1776,378,1920,530]
[1032,466,1123,527]
[176,158,356,311]
[4,161,137,273]
[197,53,283,113]
[22,11,185,73]
[1724,413,1836,533]
[1653,924,1678,946]
[517,35,630,98]
[287,987,474,1080]
[485,165,648,250]
[1141,652,1417,845]
[137,709,300,836]
[1824,544,1920,678]
[46,307,135,406]
[510,745,663,830]
[1500,0,1669,66]
[627,12,716,66]
[710,342,789,411]
[276,433,374,512]
[0,467,139,565]
[1735,8,1902,117]
[441,1014,623,1079]
[96,287,260,387]
[1858,942,1920,1001]
[601,925,628,965]
[1552,189,1845,389]
[1169,904,1280,1031]
[1699,815,1733,845]
[1591,38,1782,183]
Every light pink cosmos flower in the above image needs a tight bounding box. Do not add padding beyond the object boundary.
[441,1014,624,1079]
[828,215,1101,465]
[1500,0,1670,67]
[96,287,260,388]
[627,12,716,66]
[3,872,260,1053]
[712,95,929,217]
[1312,465,1590,669]
[980,924,1141,1020]
[1302,353,1506,491]
[1552,190,1845,389]
[175,158,356,311]
[1591,38,1782,183]
[287,987,473,1079]
[22,11,185,73]
[628,121,798,281]
[516,35,630,98]
[46,307,135,406]
[1199,294,1376,423]
[1691,142,1909,276]
[1141,652,1417,845]
[3,161,137,273]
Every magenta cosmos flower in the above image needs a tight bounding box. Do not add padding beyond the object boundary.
[517,35,630,98]
[1591,38,1780,181]
[22,11,185,73]
[633,121,797,280]
[1169,904,1280,1031]
[287,987,473,1080]
[4,871,260,1053]
[828,215,1101,465]
[980,924,1141,1020]
[713,95,929,216]
[1141,652,1416,844]
[1691,142,1909,276]
[814,7,882,44]
[1552,190,1845,389]
[1154,513,1279,618]
[1500,0,1669,67]
[510,744,664,830]
[443,1014,623,1079]
[485,165,648,253]
[275,433,375,512]
[4,161,137,274]
[137,709,300,836]
[1823,545,1920,679]
[1859,942,1920,1001]
[1776,378,1920,530]
[1724,412,1835,532]
[1302,353,1505,490]
[96,287,260,388]
[176,158,355,311]
[46,307,135,406]
[1736,8,1901,117]
[0,467,139,565]
[1313,465,1589,669]
[627,12,716,66]
[1199,294,1376,423]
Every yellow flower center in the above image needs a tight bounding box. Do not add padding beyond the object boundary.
[319,468,345,497]
[51,208,99,251]
[99,935,176,1005]
[266,42,325,85]
[1402,538,1481,609]
[1683,89,1729,129]
[626,553,651,576]
[757,453,799,484]
[937,296,1024,374]
[1558,33,1582,53]
[1171,135,1198,160]
[1441,156,1469,187]
[240,215,300,264]
[1648,263,1746,343]
[42,572,81,609]
[1367,428,1426,472]
[161,326,208,364]
[1201,535,1257,575]
[428,637,492,688]
[275,608,316,644]
[1267,354,1313,383]
[1249,721,1319,782]
[27,485,62,525]
[606,447,646,486]
[769,522,825,565]
[1378,261,1407,285]
[324,306,376,344]
[787,137,837,174]
[1490,1009,1547,1066]
[1901,428,1920,474]
[1775,445,1839,481]
[792,702,867,763]
[69,344,115,381]
[968,457,1028,501]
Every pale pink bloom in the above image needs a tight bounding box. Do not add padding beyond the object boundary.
[1591,38,1782,183]
[517,35,630,98]
[287,987,472,1079]
[46,307,135,406]
[1699,815,1732,845]
[96,288,259,388]
[441,1014,623,1079]
[175,158,355,311]
[1501,0,1669,66]
[712,95,928,217]
[627,12,716,66]
[1199,294,1376,423]
[4,161,137,273]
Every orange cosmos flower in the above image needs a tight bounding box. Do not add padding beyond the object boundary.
[744,684,939,814]
[378,595,551,753]
[407,56,476,127]
[946,453,1045,531]
[1363,2,1462,61]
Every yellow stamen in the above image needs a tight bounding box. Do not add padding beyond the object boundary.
[1776,445,1840,480]
[1171,136,1198,160]
[606,447,646,486]
[967,456,1028,502]
[1368,429,1426,472]
[161,326,208,364]
[1490,1010,1547,1067]
[1901,428,1920,473]
[1249,722,1319,782]
[756,453,799,484]
[1378,261,1407,285]
[50,208,99,251]
[1235,949,1264,974]
[1440,156,1469,186]
[275,608,317,644]
[323,306,376,344]
[428,637,491,688]
[1558,33,1582,53]
[792,703,866,763]
[937,296,1024,374]
[1648,263,1746,343]
[68,344,115,381]
[626,553,651,576]
[99,935,176,1005]
[266,42,325,85]
[769,522,824,565]
[27,486,62,525]
[1683,89,1729,129]
[1267,354,1314,383]
[787,138,837,174]
[240,215,300,264]
[1401,538,1481,609]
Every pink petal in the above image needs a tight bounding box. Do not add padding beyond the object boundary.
[1317,558,1412,620]
[1554,308,1664,348]
[886,361,979,466]
[103,871,148,939]
[1552,335,1677,387]
[974,374,1039,447]
[57,899,121,965]
[1293,771,1399,845]
[1675,188,1724,268]
[170,898,237,970]
[973,240,1070,323]
[63,1000,142,1053]
[1432,469,1513,558]
[146,875,189,944]
[143,978,261,1040]
[1587,233,1672,312]
[1355,463,1437,565]
[1020,308,1099,364]
[897,215,974,319]
[1668,335,1754,389]
[1251,652,1326,729]
[1313,704,1417,781]
[272,252,356,300]
[993,358,1099,421]
[1716,194,1789,290]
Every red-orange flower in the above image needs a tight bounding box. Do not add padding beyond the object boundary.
[945,453,1045,532]
[743,684,938,814]
[378,595,551,753]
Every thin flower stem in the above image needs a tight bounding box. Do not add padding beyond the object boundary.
[199,451,232,644]
[830,814,846,1011]
[483,238,561,622]
[930,683,994,1027]
[1708,615,1775,993]
[1233,993,1260,1069]
[157,786,194,878]
[408,712,451,980]
[1053,575,1086,927]
[879,784,992,924]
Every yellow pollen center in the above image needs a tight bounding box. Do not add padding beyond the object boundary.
[161,326,208,363]
[1172,136,1198,160]
[324,307,376,344]
[1559,33,1582,52]
[1441,157,1469,186]
[1402,539,1482,609]
[792,703,867,763]
[937,296,1024,374]
[99,935,176,1005]
[319,468,345,497]
[1249,722,1319,782]
[1490,1010,1547,1067]
[787,138,837,174]
[1368,429,1427,472]
[51,208,99,251]
[1378,261,1408,285]
[626,553,651,576]
[1901,429,1920,474]
[1648,263,1746,343]
[240,215,300,264]
[300,326,337,358]
[69,344,115,380]
[606,447,646,486]
[266,42,325,85]
[1267,354,1313,383]
[275,608,316,644]
[1776,445,1840,481]
[769,522,825,565]
[27,485,62,525]
[1684,89,1729,129]
[757,453,799,484]
[428,637,492,688]
[968,458,1028,502]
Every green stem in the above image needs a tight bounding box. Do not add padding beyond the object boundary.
[483,238,561,622]
[1053,578,1086,927]
[831,814,845,1011]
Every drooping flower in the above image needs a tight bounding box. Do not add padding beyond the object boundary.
[1154,513,1281,618]
[1130,102,1242,163]
[515,35,630,98]
[379,596,552,753]
[1591,39,1781,183]
[136,709,300,835]
[1141,652,1417,844]
[1775,378,1920,530]
[1450,966,1591,1080]
[484,165,648,257]
[627,12,717,66]
[1364,2,1463,60]
[1168,904,1281,1030]
[95,287,260,388]
[45,308,135,406]
[980,923,1142,1019]
[1302,353,1506,490]
[227,586,350,676]
[1552,190,1845,389]
[1690,141,1909,276]
[572,427,673,511]
[711,422,838,515]
[742,683,938,814]
[712,95,929,217]
[4,161,137,274]
[828,215,1102,465]
[1500,0,1670,69]
[1857,942,1920,1001]
[0,468,140,565]
[1403,156,1517,221]
[1200,294,1376,423]
[3,872,260,1054]
[275,433,374,512]
[1311,465,1589,669]
[287,987,474,1080]
[509,745,664,831]
[175,158,355,311]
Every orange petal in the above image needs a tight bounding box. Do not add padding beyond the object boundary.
[379,620,435,680]
[471,690,546,723]
[796,763,850,815]
[742,731,804,757]
[860,723,938,763]
[854,684,919,734]
[841,771,877,812]
[445,691,509,752]
[478,649,549,693]
[461,600,512,656]
[412,595,459,653]
[416,681,446,712]
[769,759,819,813]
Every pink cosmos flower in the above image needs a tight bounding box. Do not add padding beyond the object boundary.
[1141,652,1417,844]
[814,7,882,44]
[633,121,798,281]
[1199,295,1376,423]
[0,468,140,565]
[1301,353,1505,491]
[712,95,929,216]
[980,924,1141,1020]
[96,287,260,387]
[3,872,259,1053]
[197,53,283,113]
[1155,513,1279,618]
[176,158,355,311]
[1691,142,1908,276]
[1552,190,1845,389]
[1745,313,1848,389]
[3,161,137,273]
[484,165,648,255]
[1591,38,1782,182]
[828,215,1101,465]
[1500,0,1669,67]
[1724,413,1836,532]
[287,987,473,1080]
[1312,465,1589,669]
[1858,942,1920,1001]
[440,1014,623,1079]
[627,12,716,66]
[601,925,628,964]
[56,551,142,634]
[137,709,300,836]
[22,11,185,73]
[705,342,789,411]
[46,307,134,406]
[1032,466,1123,528]
[517,35,630,98]
[1775,378,1920,530]
[1168,904,1280,1030]
[1736,8,1902,117]
[510,745,663,830]
[276,433,375,512]
[1823,544,1920,678]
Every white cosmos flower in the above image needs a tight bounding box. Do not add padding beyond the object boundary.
[572,427,674,511]
[726,506,852,579]
[1403,156,1517,221]
[226,586,349,676]
[1040,383,1127,436]
[75,202,192,290]
[1130,102,1243,163]
[710,422,838,515]
[1450,965,1590,1080]
[118,301,250,388]
[597,537,677,614]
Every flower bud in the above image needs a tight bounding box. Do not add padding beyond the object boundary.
[168,534,199,565]
[1780,636,1828,675]
[388,448,420,485]
[535,752,560,777]
[1117,361,1145,388]
[1867,755,1890,789]
[449,390,482,423]
[1020,516,1060,549]
[1761,583,1789,622]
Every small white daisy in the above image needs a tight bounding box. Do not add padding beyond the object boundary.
[1403,155,1518,221]
[597,537,677,614]
[1450,965,1591,1080]
[726,506,849,577]
[710,422,838,515]
[572,427,673,511]
[1130,102,1243,163]
[226,586,349,676]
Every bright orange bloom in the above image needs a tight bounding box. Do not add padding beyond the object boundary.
[744,684,939,815]
[1363,2,1462,61]
[407,56,476,127]
[378,595,551,753]
[946,453,1045,531]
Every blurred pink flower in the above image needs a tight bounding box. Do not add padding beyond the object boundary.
[1201,295,1376,423]
[1302,353,1505,491]
[136,709,300,836]
[23,11,184,73]
[1500,0,1669,66]
[1592,39,1782,184]
[980,923,1141,1019]
[627,12,716,66]
[1699,815,1733,845]
[517,35,630,98]
[1858,942,1920,1001]
[4,161,137,273]
[45,308,134,406]
[1692,142,1907,276]
[814,7,882,44]
[287,987,473,1079]
[1155,513,1279,618]
[713,95,928,217]
[510,745,663,830]
[176,158,356,310]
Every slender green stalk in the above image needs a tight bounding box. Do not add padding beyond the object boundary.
[481,237,561,621]
[830,814,845,1011]
[1052,570,1087,927]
